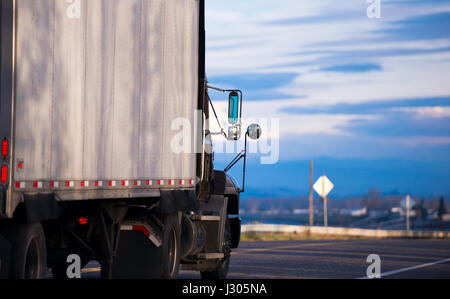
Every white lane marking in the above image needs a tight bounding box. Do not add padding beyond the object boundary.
[359,257,450,279]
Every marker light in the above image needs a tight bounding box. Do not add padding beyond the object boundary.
[1,138,8,158]
[78,217,88,225]
[1,165,8,184]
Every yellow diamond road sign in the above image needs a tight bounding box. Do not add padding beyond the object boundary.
[313,175,334,198]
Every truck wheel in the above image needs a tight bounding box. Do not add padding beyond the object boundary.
[161,213,181,279]
[8,222,47,279]
[200,220,232,280]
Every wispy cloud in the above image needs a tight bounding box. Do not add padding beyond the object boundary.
[208,73,298,101]
[339,112,450,138]
[320,63,383,73]
[280,97,450,115]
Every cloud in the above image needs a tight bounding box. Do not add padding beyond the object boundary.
[208,73,298,101]
[280,97,450,115]
[209,73,297,90]
[206,0,450,75]
[381,12,450,40]
[280,51,450,105]
[260,11,364,27]
[339,112,450,138]
[320,63,382,73]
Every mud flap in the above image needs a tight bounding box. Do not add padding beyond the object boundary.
[112,231,162,279]
[229,217,241,249]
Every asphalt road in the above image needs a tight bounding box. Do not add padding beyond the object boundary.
[54,239,450,279]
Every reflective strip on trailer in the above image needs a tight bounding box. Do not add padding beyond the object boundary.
[134,180,142,186]
[15,181,26,189]
[65,181,75,188]
[33,181,43,189]
[121,224,162,247]
[13,178,196,190]
[80,181,89,187]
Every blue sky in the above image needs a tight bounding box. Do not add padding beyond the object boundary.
[205,0,450,197]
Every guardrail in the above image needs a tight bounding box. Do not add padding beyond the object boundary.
[241,224,450,239]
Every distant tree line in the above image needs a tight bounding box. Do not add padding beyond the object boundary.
[241,189,449,216]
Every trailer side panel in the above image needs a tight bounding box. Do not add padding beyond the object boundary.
[12,0,199,190]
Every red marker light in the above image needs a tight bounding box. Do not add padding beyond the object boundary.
[1,138,8,158]
[78,217,88,225]
[1,165,8,184]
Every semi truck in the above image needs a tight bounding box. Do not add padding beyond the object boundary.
[0,0,261,279]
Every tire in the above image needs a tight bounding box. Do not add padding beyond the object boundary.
[160,213,181,279]
[200,220,232,280]
[8,222,47,279]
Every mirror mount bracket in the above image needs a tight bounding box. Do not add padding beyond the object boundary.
[224,132,248,193]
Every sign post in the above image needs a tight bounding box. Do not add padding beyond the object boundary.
[406,195,410,232]
[401,195,414,232]
[313,175,334,228]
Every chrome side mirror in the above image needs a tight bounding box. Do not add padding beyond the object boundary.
[247,124,262,140]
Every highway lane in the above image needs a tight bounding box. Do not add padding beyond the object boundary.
[52,239,450,279]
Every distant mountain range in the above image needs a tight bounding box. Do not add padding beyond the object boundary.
[214,156,450,198]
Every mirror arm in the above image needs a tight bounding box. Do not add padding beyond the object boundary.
[224,150,245,173]
[223,133,248,193]
[206,85,226,92]
[207,92,228,139]
[241,132,248,193]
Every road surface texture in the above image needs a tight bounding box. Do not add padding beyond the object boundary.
[50,239,450,279]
